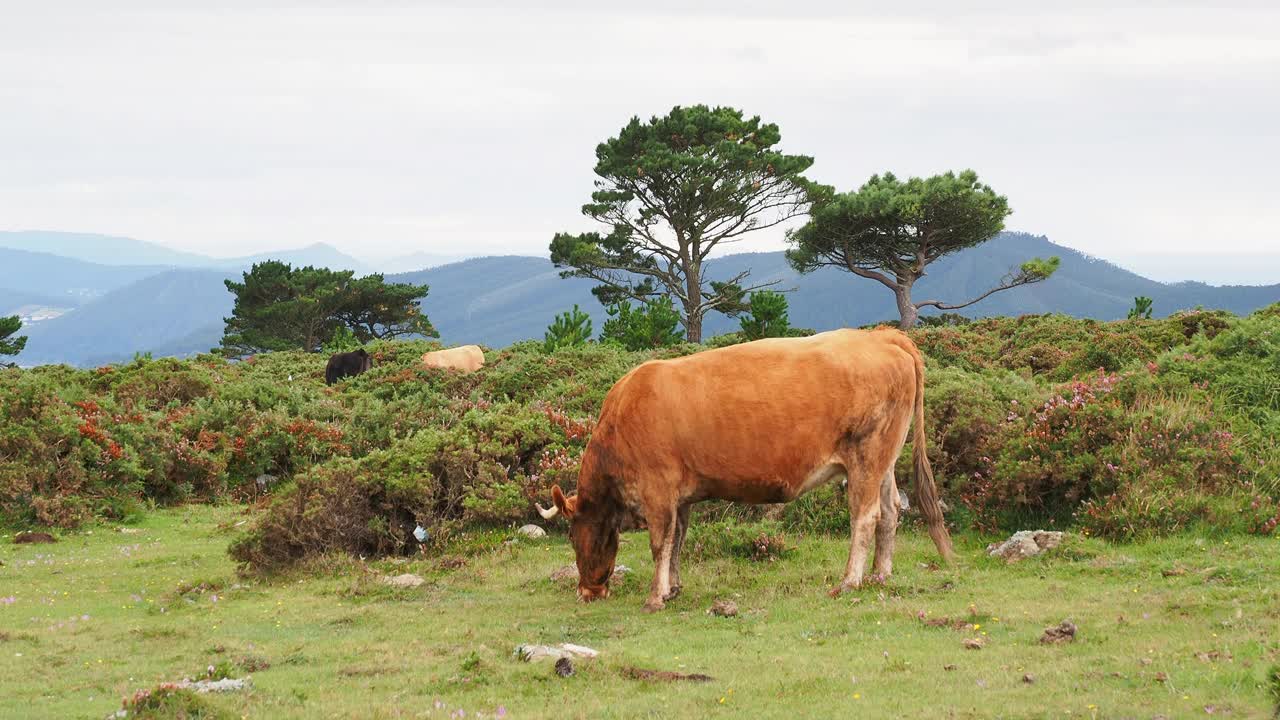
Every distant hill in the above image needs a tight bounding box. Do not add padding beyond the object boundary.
[0,230,215,267]
[397,232,1280,346]
[215,243,370,275]
[1,288,76,317]
[0,248,170,302]
[14,233,1279,366]
[16,270,236,367]
[374,251,466,274]
[0,231,369,274]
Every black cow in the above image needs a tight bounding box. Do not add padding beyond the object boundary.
[325,349,373,385]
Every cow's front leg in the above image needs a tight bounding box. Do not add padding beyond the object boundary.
[643,506,677,612]
[666,503,691,600]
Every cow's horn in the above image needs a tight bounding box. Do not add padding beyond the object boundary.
[535,502,559,520]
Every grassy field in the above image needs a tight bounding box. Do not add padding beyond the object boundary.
[1,506,1277,719]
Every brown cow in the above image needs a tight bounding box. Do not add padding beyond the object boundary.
[536,327,954,611]
[420,345,485,373]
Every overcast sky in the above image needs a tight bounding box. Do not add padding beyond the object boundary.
[2,1,1277,269]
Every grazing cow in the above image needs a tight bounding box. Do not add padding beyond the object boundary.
[325,348,373,385]
[537,328,955,611]
[420,345,485,373]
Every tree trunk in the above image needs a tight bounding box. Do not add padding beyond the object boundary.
[895,282,919,330]
[684,260,703,343]
[685,310,703,344]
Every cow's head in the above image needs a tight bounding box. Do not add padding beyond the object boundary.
[537,485,618,602]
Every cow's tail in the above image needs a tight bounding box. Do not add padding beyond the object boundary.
[905,337,956,563]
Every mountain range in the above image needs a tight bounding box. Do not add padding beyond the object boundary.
[5,231,1277,367]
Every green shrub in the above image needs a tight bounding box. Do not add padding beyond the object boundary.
[685,519,792,562]
[600,297,683,351]
[543,305,593,352]
[739,290,791,340]
[119,684,232,719]
[965,370,1252,537]
[2,305,1276,552]
[229,401,583,571]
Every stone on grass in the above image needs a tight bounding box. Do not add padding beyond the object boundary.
[188,677,251,693]
[517,525,547,539]
[707,600,738,618]
[515,643,600,663]
[382,573,425,588]
[963,637,986,650]
[986,531,1064,561]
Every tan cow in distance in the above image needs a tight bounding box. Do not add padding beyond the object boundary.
[537,327,954,611]
[420,345,485,373]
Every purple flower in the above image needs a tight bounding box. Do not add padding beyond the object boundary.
[0,596,15,606]
[496,707,507,718]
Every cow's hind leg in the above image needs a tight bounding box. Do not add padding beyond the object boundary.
[830,465,880,597]
[666,503,692,600]
[643,504,678,612]
[871,468,898,580]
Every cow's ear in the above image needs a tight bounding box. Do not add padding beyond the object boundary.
[552,485,578,520]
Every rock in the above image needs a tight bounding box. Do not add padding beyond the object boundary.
[116,528,142,535]
[549,564,631,582]
[707,600,738,618]
[986,530,1065,561]
[13,531,56,544]
[517,524,547,539]
[1039,620,1077,644]
[963,637,986,650]
[514,643,599,663]
[381,574,425,588]
[554,657,574,677]
[189,677,251,693]
[1022,673,1035,684]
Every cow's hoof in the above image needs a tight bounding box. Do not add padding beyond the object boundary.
[663,585,682,601]
[643,598,666,613]
[828,582,858,598]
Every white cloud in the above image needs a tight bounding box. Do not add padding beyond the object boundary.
[0,2,1276,267]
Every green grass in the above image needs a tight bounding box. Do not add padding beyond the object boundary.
[2,507,1278,719]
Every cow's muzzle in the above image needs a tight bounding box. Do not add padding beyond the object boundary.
[577,584,610,602]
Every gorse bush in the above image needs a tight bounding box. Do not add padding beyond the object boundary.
[2,308,1277,570]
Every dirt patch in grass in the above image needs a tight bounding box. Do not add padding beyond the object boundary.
[621,667,714,683]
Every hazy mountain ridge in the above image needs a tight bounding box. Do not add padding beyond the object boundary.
[0,247,171,301]
[15,269,237,366]
[0,231,369,274]
[9,232,1279,367]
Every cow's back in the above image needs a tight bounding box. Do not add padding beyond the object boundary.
[589,329,917,501]
[421,345,485,373]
